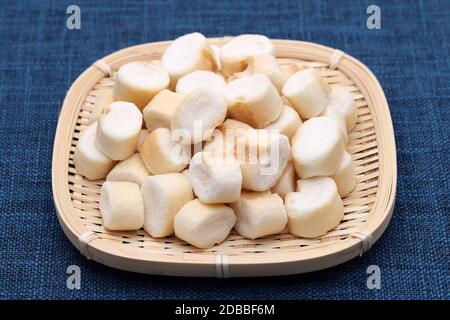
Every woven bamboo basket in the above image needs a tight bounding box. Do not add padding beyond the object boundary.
[52,38,397,277]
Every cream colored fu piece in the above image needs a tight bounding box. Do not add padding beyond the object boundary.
[264,106,302,140]
[285,177,344,238]
[189,152,242,203]
[329,85,357,133]
[224,74,283,128]
[220,34,274,77]
[292,117,345,178]
[161,32,218,84]
[331,151,356,197]
[243,53,284,92]
[113,61,170,110]
[282,68,330,119]
[175,71,226,95]
[231,191,287,239]
[100,181,144,231]
[271,161,297,199]
[174,199,236,249]
[136,129,149,152]
[106,153,150,186]
[141,173,194,238]
[171,87,227,144]
[87,88,114,125]
[140,127,190,174]
[74,122,115,180]
[235,130,291,191]
[142,89,185,132]
[96,101,143,161]
[320,104,348,144]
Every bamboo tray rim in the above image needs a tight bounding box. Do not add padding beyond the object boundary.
[52,38,397,277]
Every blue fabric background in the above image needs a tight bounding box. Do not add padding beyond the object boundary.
[0,0,448,300]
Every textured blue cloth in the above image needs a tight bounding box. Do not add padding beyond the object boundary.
[0,0,448,300]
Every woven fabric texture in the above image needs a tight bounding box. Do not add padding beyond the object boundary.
[0,0,448,300]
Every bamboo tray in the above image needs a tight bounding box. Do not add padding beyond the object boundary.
[52,38,397,277]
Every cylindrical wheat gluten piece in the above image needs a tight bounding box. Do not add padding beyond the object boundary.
[87,89,114,125]
[100,181,144,231]
[224,74,283,128]
[73,122,115,180]
[106,153,150,186]
[321,104,348,144]
[96,101,142,161]
[141,173,194,238]
[136,129,149,152]
[220,34,274,77]
[331,151,356,197]
[174,199,236,249]
[171,87,227,144]
[235,130,291,191]
[113,61,170,110]
[291,117,345,178]
[161,32,217,85]
[203,120,254,156]
[264,106,302,141]
[271,161,297,199]
[175,71,226,95]
[231,191,287,239]
[142,89,185,132]
[285,177,344,238]
[245,53,284,92]
[329,85,357,133]
[140,127,190,174]
[282,68,330,119]
[189,152,242,203]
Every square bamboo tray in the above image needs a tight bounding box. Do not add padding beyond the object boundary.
[52,38,397,277]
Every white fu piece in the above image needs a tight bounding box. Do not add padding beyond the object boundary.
[242,53,284,92]
[235,130,291,191]
[74,122,115,180]
[285,177,344,238]
[174,199,236,249]
[189,152,242,203]
[141,173,194,238]
[171,87,227,144]
[291,117,345,178]
[136,129,149,152]
[95,101,142,161]
[142,89,185,132]
[161,32,218,85]
[224,74,283,128]
[175,71,226,95]
[264,105,302,141]
[271,161,297,199]
[140,127,190,174]
[282,68,330,119]
[320,104,348,144]
[100,181,144,231]
[113,61,170,110]
[329,85,358,133]
[220,34,274,77]
[231,191,287,239]
[331,151,356,197]
[106,153,150,186]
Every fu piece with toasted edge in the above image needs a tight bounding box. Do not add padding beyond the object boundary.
[95,101,142,161]
[100,181,144,231]
[285,177,344,238]
[231,191,287,239]
[174,199,236,249]
[74,122,115,180]
[141,173,194,238]
[106,153,150,186]
[189,152,242,204]
[113,61,170,110]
